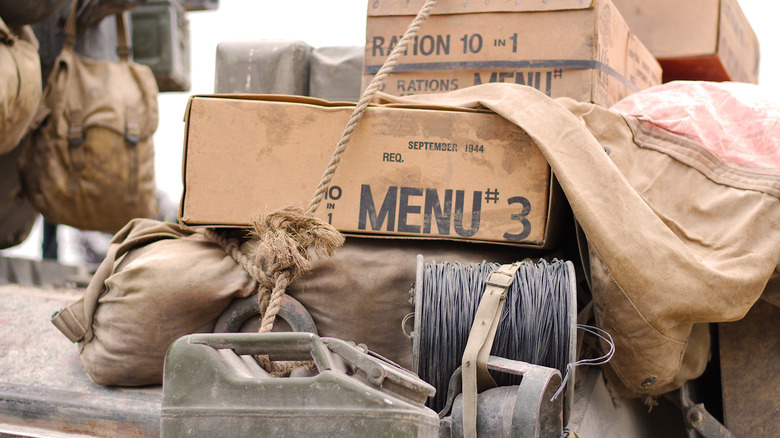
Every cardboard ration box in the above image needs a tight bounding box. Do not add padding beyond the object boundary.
[179,94,560,247]
[611,0,759,83]
[363,0,661,107]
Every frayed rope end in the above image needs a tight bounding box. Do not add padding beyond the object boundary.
[249,205,345,280]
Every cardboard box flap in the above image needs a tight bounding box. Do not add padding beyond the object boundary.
[187,93,359,108]
[368,0,596,16]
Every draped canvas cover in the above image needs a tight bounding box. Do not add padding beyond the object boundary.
[389,82,780,395]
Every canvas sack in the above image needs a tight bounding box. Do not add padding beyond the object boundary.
[18,0,158,233]
[0,16,41,155]
[389,83,780,396]
[50,219,260,386]
[51,215,523,386]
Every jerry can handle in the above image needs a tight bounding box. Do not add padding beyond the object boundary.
[186,332,333,372]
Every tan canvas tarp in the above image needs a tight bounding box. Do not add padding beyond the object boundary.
[385,83,780,396]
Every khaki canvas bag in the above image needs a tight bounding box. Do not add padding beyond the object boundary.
[390,83,780,397]
[51,216,524,386]
[0,17,41,155]
[51,219,261,386]
[18,0,158,233]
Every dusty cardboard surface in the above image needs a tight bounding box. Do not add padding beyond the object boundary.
[610,0,719,57]
[611,0,759,83]
[179,94,555,246]
[363,0,661,106]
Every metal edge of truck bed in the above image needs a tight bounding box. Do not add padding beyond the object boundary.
[0,382,160,438]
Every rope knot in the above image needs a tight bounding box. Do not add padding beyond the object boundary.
[249,205,344,282]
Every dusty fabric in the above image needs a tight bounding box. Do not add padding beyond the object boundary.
[387,83,780,396]
[0,18,41,155]
[286,237,525,370]
[0,144,38,249]
[51,219,258,386]
[761,264,780,308]
[52,217,524,385]
[18,4,158,233]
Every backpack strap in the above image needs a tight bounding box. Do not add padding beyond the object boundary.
[114,12,132,61]
[63,0,78,49]
[125,111,141,202]
[66,108,86,193]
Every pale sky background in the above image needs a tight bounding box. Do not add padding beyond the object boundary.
[3,0,779,262]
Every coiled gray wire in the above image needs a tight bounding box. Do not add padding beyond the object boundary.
[417,259,573,411]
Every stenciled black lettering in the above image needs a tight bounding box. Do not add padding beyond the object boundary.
[398,187,422,233]
[423,188,452,235]
[437,34,450,55]
[372,36,385,57]
[503,196,531,241]
[545,71,552,96]
[453,190,481,237]
[327,185,342,200]
[419,35,435,56]
[358,185,397,231]
[473,72,498,86]
[388,35,401,54]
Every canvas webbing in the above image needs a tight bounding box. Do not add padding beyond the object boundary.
[461,261,523,438]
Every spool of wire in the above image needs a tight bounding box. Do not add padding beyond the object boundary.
[411,257,577,412]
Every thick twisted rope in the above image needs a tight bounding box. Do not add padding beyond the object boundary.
[204,210,341,375]
[307,0,439,214]
[205,1,438,375]
[256,0,439,337]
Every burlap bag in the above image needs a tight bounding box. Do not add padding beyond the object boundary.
[390,83,780,396]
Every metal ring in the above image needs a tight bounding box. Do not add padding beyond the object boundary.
[401,312,415,339]
[214,294,317,335]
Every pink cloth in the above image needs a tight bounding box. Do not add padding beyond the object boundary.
[611,81,780,174]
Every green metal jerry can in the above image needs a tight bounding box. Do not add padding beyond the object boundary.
[161,332,439,437]
[130,1,190,92]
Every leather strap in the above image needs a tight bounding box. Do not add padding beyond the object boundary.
[114,12,131,61]
[63,0,133,62]
[461,261,524,438]
[66,108,85,193]
[63,0,78,48]
[125,111,141,202]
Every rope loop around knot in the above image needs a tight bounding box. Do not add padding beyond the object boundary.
[247,205,344,334]
[248,205,344,282]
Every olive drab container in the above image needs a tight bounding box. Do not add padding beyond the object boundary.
[130,0,191,92]
[161,332,440,437]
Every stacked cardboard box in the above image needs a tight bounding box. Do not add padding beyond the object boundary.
[363,0,661,107]
[611,0,759,83]
[179,94,560,247]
